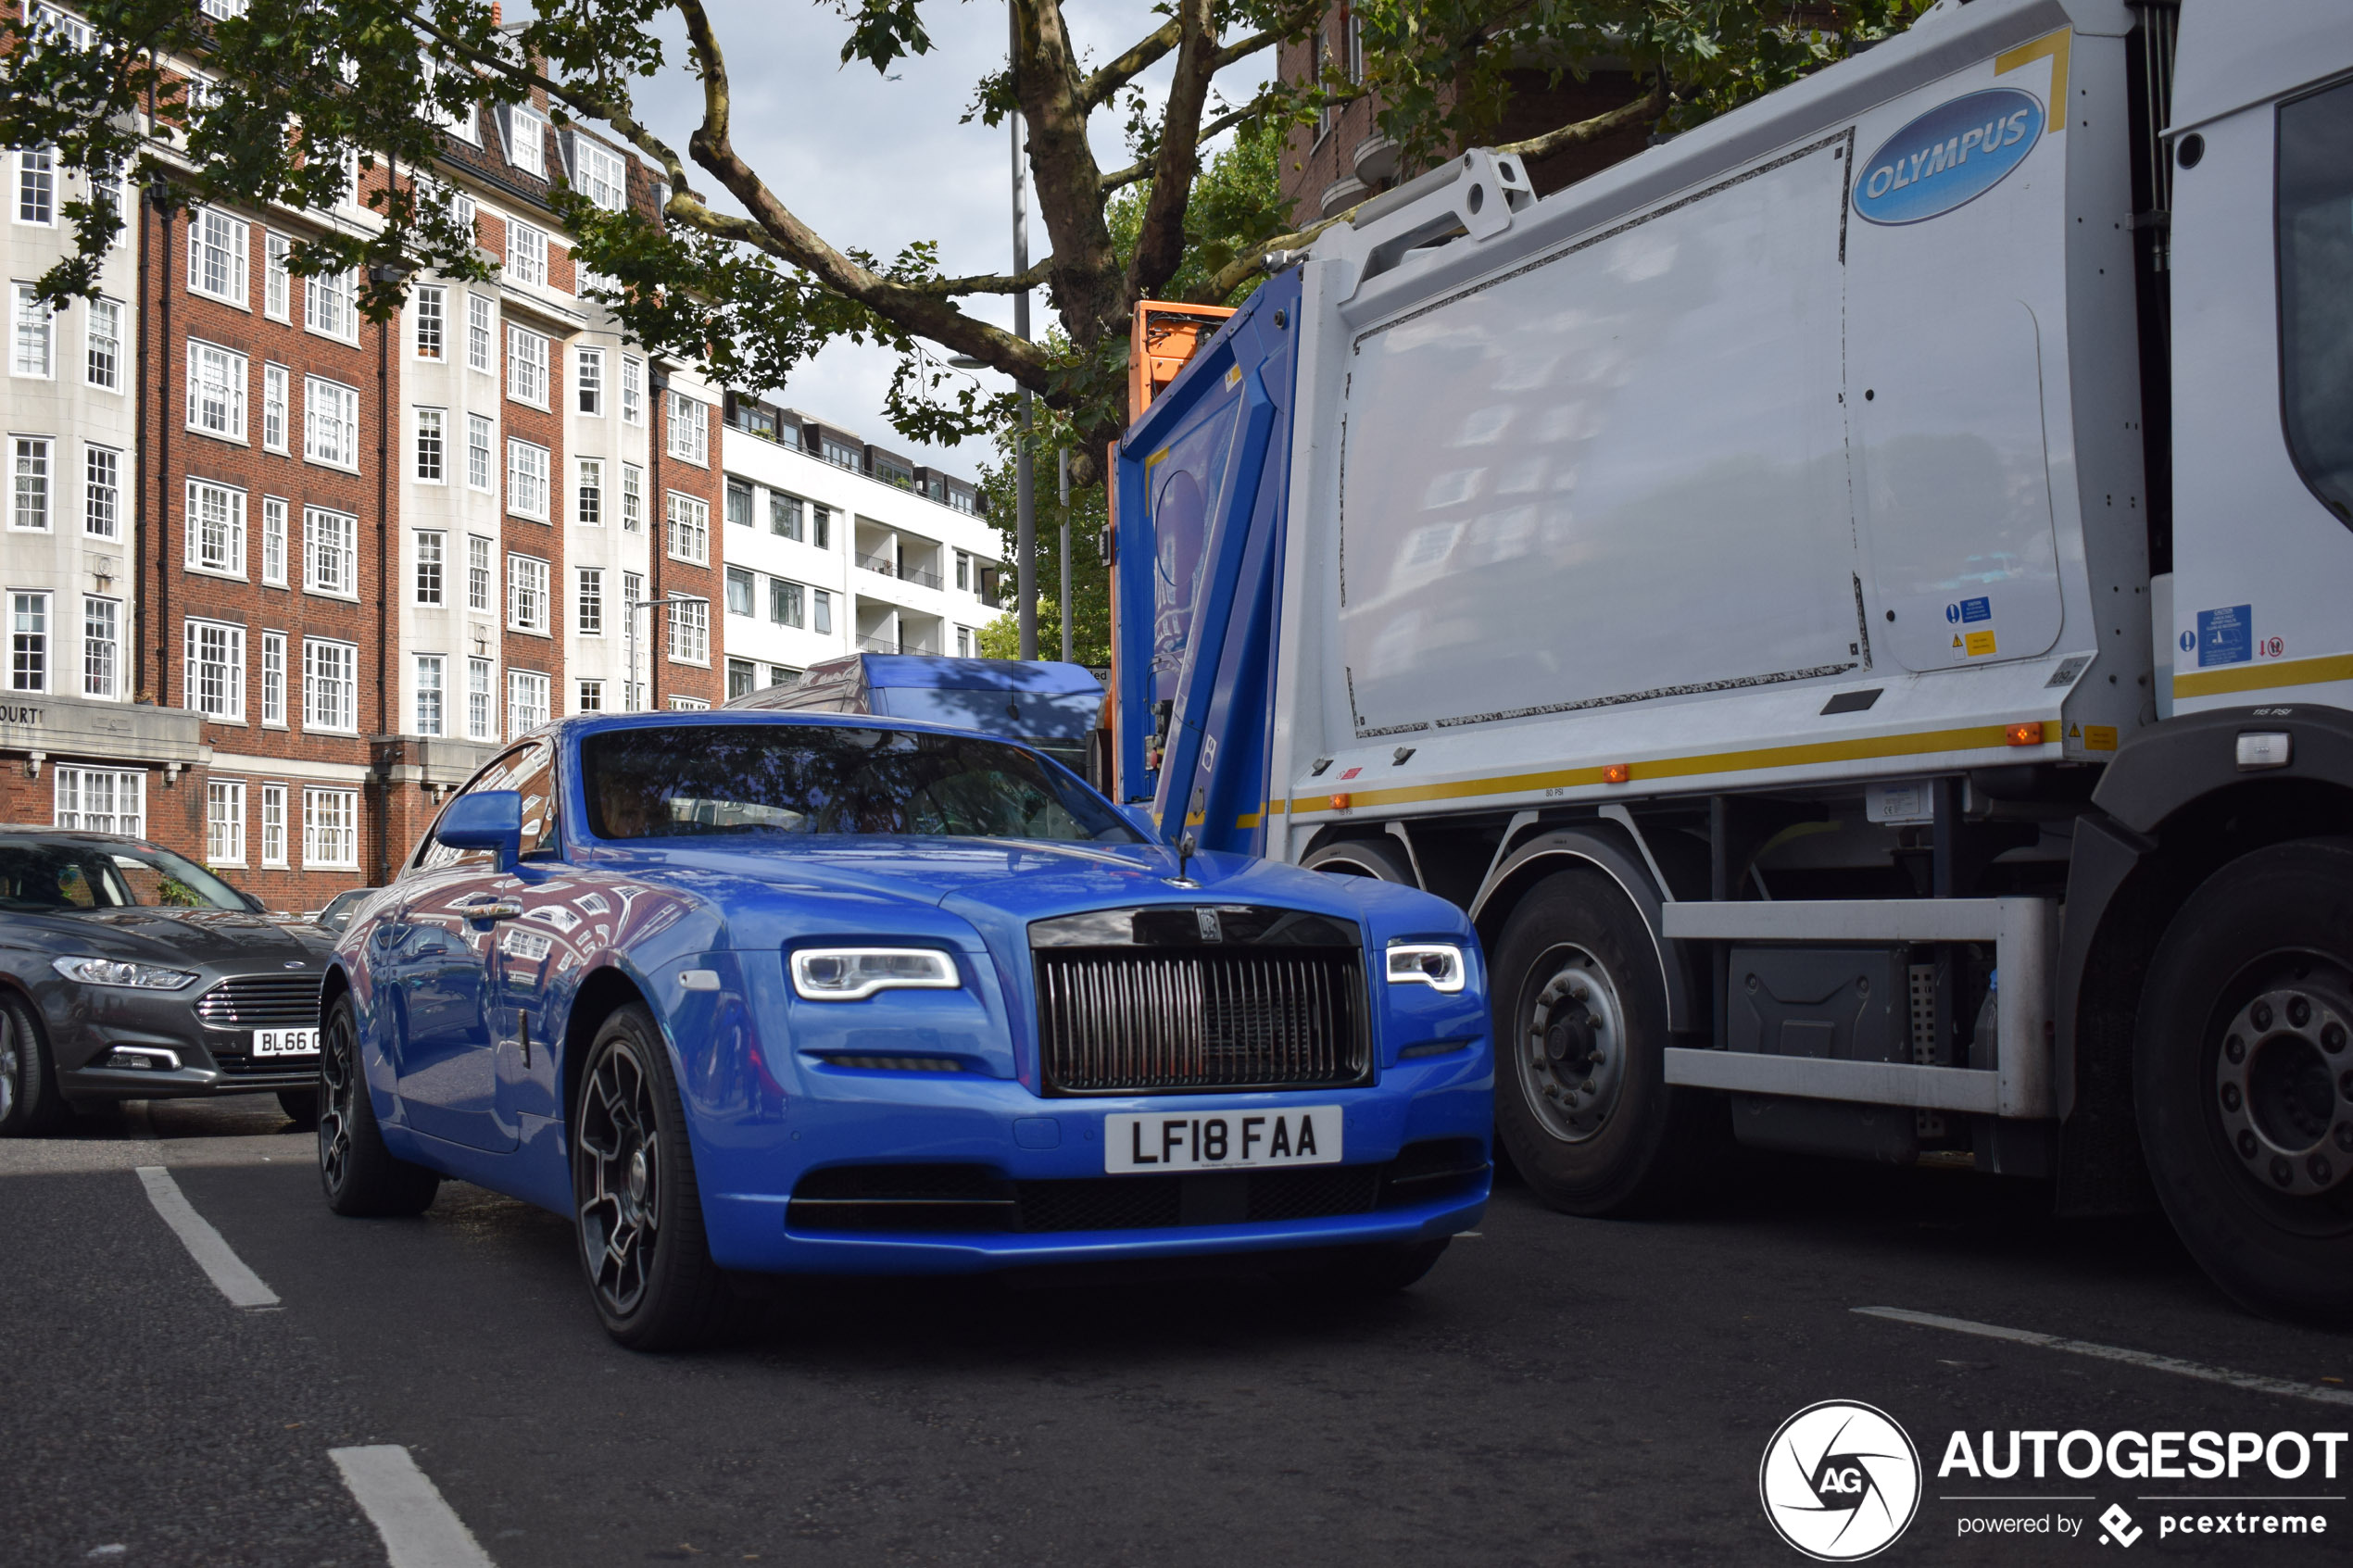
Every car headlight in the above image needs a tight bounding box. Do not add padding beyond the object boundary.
[51,956,199,991]
[789,947,962,1002]
[1386,943,1466,994]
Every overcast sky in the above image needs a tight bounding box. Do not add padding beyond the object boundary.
[633,0,1255,478]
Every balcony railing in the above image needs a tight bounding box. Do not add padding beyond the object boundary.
[854,551,895,575]
[900,564,944,589]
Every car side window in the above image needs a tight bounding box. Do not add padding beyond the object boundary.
[417,740,559,871]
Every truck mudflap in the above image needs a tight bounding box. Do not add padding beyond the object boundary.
[1112,268,1303,850]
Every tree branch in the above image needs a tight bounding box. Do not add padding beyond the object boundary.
[1120,0,1219,305]
[1077,17,1179,110]
[1491,69,1665,162]
[1098,81,1341,194]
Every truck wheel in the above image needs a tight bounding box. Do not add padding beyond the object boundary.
[1492,867,1708,1214]
[2136,838,2353,1325]
[1303,836,1416,884]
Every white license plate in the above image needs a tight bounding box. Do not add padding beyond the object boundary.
[251,1028,319,1058]
[1104,1106,1341,1173]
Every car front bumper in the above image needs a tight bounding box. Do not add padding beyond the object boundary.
[44,988,320,1105]
[691,1048,1493,1276]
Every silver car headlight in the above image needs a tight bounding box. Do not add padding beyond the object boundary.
[790,947,962,1001]
[1386,943,1466,994]
[51,956,199,991]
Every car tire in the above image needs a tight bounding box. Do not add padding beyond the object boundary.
[2135,838,2353,1325]
[317,994,441,1218]
[277,1089,321,1130]
[0,988,69,1137]
[573,1004,736,1351]
[1491,867,1716,1215]
[1281,1237,1451,1296]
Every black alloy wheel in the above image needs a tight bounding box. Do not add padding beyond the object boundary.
[573,1005,735,1350]
[0,989,68,1137]
[278,1089,321,1130]
[2137,838,2353,1324]
[317,994,440,1217]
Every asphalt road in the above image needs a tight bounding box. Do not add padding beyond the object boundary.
[6,1095,2351,1568]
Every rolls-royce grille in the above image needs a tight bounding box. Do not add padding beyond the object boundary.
[785,1140,1489,1235]
[1035,949,1370,1095]
[193,975,324,1030]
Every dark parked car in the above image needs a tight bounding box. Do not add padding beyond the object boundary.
[313,887,382,935]
[0,827,332,1134]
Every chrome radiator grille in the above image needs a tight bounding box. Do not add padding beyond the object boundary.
[1034,947,1370,1095]
[193,975,324,1030]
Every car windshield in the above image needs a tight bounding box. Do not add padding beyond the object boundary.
[582,723,1140,844]
[0,838,250,912]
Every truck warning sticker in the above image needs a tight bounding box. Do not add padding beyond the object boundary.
[2196,605,2252,668]
[1854,88,2045,226]
[1965,630,1998,658]
[1946,596,1993,625]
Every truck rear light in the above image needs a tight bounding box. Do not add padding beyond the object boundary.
[2005,722,2044,746]
[2236,732,2292,770]
[1603,763,1631,784]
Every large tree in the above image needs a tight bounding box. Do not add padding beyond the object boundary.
[3,0,1920,485]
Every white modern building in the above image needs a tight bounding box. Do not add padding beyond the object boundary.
[715,395,1001,700]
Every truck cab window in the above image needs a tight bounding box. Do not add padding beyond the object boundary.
[2278,79,2353,523]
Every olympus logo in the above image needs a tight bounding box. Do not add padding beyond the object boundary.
[1760,1400,1922,1562]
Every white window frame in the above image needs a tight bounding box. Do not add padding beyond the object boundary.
[10,283,53,379]
[414,283,446,360]
[262,232,290,320]
[507,552,549,633]
[302,637,358,734]
[302,786,359,870]
[54,766,145,837]
[9,589,52,692]
[81,595,119,700]
[261,362,288,454]
[259,783,287,866]
[16,148,56,226]
[186,208,248,307]
[507,668,550,737]
[466,657,494,739]
[413,653,446,736]
[575,140,626,211]
[505,220,548,289]
[574,346,604,415]
[466,294,495,373]
[414,528,445,606]
[665,391,709,465]
[621,356,643,424]
[260,496,287,587]
[666,596,709,666]
[415,407,445,483]
[465,412,494,491]
[185,340,247,442]
[507,105,548,179]
[82,448,120,541]
[506,324,548,407]
[260,630,285,727]
[575,457,602,528]
[182,479,245,576]
[620,462,644,533]
[83,296,120,389]
[575,567,602,634]
[207,779,246,866]
[303,375,359,470]
[467,535,494,613]
[182,616,245,720]
[666,491,709,565]
[303,507,359,599]
[12,436,52,532]
[506,437,549,521]
[305,267,358,343]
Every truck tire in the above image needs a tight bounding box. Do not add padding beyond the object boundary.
[1303,836,1416,884]
[2136,838,2353,1325]
[1491,867,1712,1214]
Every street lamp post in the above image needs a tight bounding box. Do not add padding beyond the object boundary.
[623,593,710,711]
[1058,447,1071,663]
[1011,2,1037,661]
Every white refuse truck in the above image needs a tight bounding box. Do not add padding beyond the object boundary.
[1109,0,2353,1320]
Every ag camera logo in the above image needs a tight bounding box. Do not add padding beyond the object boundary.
[1760,1400,1923,1561]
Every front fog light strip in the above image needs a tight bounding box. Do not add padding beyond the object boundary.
[1387,943,1466,994]
[790,947,961,1001]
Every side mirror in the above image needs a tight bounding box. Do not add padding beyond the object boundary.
[435,790,523,872]
[241,889,268,913]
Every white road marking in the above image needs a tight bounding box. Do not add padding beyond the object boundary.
[1856,1306,2353,1409]
[133,1165,279,1310]
[330,1446,498,1568]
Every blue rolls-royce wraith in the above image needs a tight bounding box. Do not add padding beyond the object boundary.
[321,712,1491,1348]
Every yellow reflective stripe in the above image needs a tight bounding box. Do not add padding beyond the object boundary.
[2172,652,2353,699]
[1995,29,2071,131]
[1283,721,2057,816]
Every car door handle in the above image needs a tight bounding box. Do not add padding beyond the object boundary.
[463,902,524,924]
